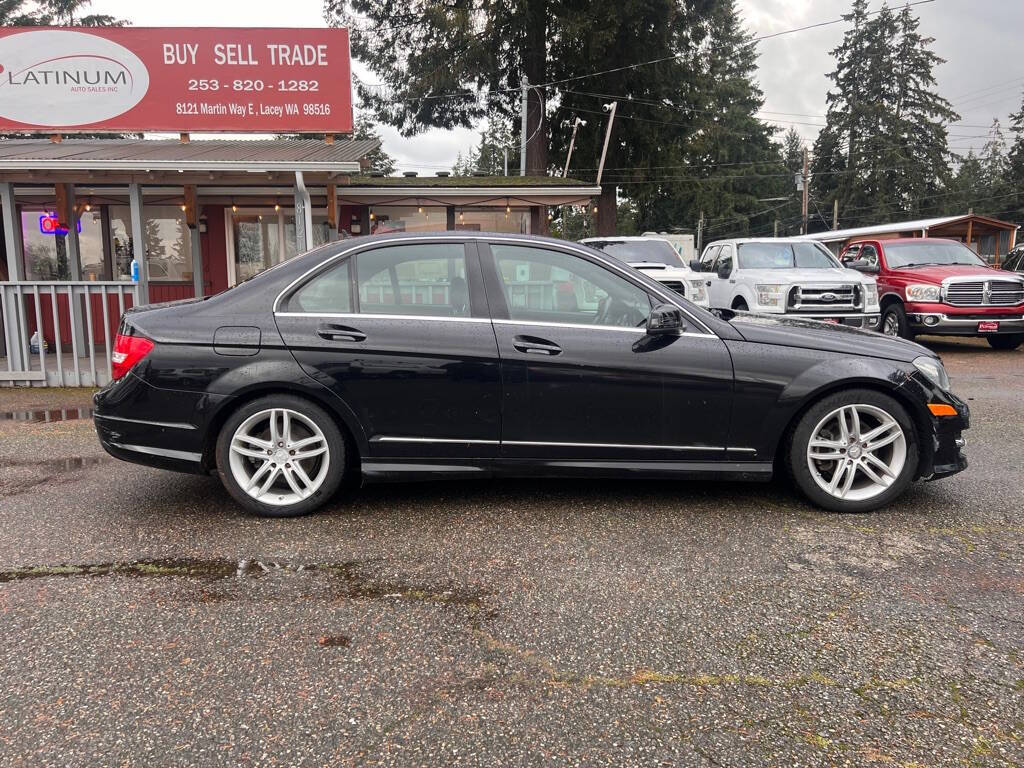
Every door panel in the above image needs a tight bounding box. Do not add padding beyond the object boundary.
[482,241,735,461]
[492,320,735,461]
[275,242,500,458]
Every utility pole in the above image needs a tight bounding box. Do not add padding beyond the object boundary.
[563,117,585,177]
[696,210,705,254]
[801,147,809,235]
[832,198,839,230]
[520,76,528,177]
[774,219,779,238]
[595,102,617,186]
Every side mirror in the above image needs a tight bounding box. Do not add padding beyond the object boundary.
[846,259,879,274]
[689,259,702,272]
[717,261,731,279]
[647,303,686,335]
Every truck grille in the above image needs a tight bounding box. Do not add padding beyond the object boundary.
[944,279,1024,307]
[787,284,861,312]
[658,280,687,296]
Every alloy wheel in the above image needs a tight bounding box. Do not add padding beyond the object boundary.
[806,404,907,502]
[227,408,330,506]
[882,312,901,336]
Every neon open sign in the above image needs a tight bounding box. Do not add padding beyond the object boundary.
[38,214,82,236]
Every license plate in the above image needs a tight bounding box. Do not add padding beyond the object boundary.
[978,321,1000,332]
[820,317,839,324]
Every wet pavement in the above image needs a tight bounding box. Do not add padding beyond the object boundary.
[0,337,1022,767]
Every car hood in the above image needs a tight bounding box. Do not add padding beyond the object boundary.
[740,267,872,284]
[888,264,1023,282]
[723,311,930,362]
[627,262,695,278]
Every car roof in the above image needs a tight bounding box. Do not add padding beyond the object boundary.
[704,237,822,247]
[847,237,960,245]
[579,236,671,243]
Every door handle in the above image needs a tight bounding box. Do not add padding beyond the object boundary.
[316,323,366,342]
[705,280,712,287]
[513,335,562,356]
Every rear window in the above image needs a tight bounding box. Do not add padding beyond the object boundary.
[586,240,682,267]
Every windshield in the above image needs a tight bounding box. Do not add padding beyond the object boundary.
[736,242,840,270]
[586,239,683,267]
[883,241,987,268]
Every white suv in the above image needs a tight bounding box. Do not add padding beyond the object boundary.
[693,238,880,329]
[580,236,709,306]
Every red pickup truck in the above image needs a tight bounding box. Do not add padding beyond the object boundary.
[839,238,1024,350]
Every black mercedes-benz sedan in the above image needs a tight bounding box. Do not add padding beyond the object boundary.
[93,232,968,517]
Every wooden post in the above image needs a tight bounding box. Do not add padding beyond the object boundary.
[179,132,190,144]
[324,133,335,145]
[184,185,203,298]
[326,183,338,241]
[965,219,973,252]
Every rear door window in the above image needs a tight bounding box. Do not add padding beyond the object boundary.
[284,258,352,313]
[355,244,469,317]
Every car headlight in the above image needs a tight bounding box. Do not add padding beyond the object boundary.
[906,283,941,302]
[863,283,879,310]
[688,279,707,303]
[755,284,785,307]
[913,355,950,391]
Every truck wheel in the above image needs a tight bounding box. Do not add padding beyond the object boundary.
[733,298,749,311]
[987,334,1023,351]
[788,388,919,513]
[880,304,911,338]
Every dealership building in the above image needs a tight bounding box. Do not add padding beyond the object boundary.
[0,137,599,386]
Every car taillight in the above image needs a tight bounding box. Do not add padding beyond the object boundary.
[110,334,154,380]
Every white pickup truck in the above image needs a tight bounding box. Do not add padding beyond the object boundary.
[580,236,709,307]
[692,238,881,329]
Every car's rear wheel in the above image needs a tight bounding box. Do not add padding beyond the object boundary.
[788,389,919,513]
[986,334,1023,350]
[215,395,346,517]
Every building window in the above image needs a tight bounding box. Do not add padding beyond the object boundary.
[20,207,105,281]
[455,208,530,234]
[109,205,193,282]
[229,208,331,285]
[368,205,446,234]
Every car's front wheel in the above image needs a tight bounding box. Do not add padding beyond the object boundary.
[880,303,911,338]
[986,334,1023,351]
[788,389,919,513]
[215,395,347,517]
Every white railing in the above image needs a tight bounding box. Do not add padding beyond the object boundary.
[1,281,139,387]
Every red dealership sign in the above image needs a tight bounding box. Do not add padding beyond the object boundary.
[0,27,353,133]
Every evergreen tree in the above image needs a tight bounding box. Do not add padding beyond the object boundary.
[811,0,956,227]
[942,151,985,216]
[327,0,716,233]
[632,0,784,240]
[1005,92,1024,224]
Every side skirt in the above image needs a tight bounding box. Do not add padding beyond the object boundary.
[360,459,773,484]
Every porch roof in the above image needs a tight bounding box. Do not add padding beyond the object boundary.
[0,138,377,173]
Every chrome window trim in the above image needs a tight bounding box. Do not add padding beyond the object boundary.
[274,312,490,324]
[491,318,712,338]
[271,234,717,336]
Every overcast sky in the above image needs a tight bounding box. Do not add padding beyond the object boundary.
[87,0,1023,171]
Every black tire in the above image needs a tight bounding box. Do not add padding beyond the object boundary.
[787,388,919,514]
[215,394,348,518]
[732,298,749,311]
[880,302,911,339]
[986,334,1023,351]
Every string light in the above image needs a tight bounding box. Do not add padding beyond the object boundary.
[232,201,238,213]
[84,202,92,212]
[180,203,187,212]
[274,203,281,211]
[459,211,464,223]
[369,211,375,221]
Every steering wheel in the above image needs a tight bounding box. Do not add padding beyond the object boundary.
[596,297,644,328]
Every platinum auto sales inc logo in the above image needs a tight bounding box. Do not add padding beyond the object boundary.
[0,30,149,127]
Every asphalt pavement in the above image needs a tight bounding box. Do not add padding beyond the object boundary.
[0,337,1021,767]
